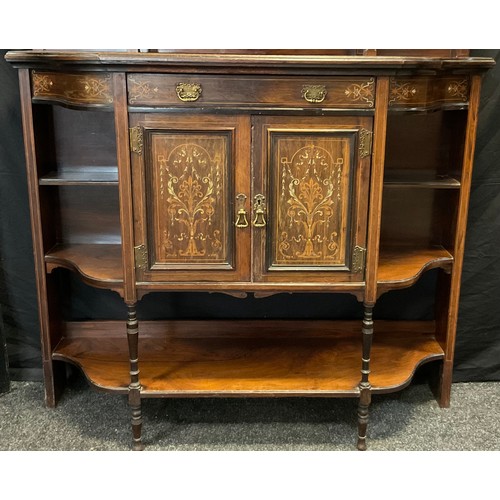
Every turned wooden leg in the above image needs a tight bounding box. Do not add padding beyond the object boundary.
[127,304,144,451]
[357,304,374,451]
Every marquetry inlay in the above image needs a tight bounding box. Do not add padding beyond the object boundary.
[344,78,375,107]
[270,134,352,268]
[446,79,469,100]
[151,133,229,264]
[31,71,113,106]
[128,77,159,104]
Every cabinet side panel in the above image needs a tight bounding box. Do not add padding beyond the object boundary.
[113,73,136,303]
[18,69,64,406]
[438,75,483,406]
[365,77,390,305]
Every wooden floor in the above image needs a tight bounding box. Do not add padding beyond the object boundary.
[53,320,444,397]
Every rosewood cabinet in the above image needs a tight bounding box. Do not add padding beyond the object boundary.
[6,49,494,450]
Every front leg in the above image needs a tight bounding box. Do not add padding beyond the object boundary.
[357,304,374,451]
[127,304,144,451]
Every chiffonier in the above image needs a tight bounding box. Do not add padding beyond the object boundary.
[5,49,494,450]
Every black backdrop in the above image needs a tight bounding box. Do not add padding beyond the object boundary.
[1,49,499,383]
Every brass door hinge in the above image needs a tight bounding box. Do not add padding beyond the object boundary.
[134,244,148,270]
[352,246,366,273]
[129,126,143,155]
[359,128,373,158]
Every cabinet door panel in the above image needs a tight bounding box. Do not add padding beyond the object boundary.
[131,114,251,283]
[151,133,230,266]
[253,116,372,283]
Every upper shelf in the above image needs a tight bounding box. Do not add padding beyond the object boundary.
[384,170,461,189]
[39,167,119,186]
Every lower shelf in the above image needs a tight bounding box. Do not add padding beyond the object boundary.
[53,320,444,397]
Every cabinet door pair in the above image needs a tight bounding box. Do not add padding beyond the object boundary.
[130,114,372,284]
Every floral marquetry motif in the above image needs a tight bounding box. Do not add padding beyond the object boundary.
[270,134,352,268]
[30,71,113,107]
[389,81,418,104]
[128,77,159,104]
[447,80,469,100]
[389,76,470,109]
[151,134,229,264]
[344,78,375,107]
[32,72,53,95]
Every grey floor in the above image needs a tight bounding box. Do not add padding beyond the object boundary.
[0,374,499,451]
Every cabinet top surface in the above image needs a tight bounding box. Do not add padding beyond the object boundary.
[5,50,495,74]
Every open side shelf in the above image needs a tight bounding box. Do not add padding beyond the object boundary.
[53,320,444,397]
[378,245,453,295]
[39,166,119,186]
[45,243,123,292]
[383,169,461,189]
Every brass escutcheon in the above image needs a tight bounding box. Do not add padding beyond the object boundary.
[253,194,267,227]
[301,85,327,104]
[175,82,202,102]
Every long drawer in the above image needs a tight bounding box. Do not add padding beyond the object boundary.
[127,74,376,109]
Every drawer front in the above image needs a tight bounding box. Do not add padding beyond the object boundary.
[127,74,375,109]
[31,70,114,108]
[389,76,469,110]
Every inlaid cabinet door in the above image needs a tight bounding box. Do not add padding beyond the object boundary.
[130,114,251,283]
[252,116,372,283]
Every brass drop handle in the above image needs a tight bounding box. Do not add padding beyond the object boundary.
[301,84,327,104]
[175,82,202,102]
[252,194,267,228]
[235,193,249,228]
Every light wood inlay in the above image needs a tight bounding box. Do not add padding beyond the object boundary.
[31,71,113,107]
[127,74,376,109]
[271,133,351,268]
[389,76,470,110]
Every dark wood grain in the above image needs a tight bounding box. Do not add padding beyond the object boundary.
[437,75,483,408]
[31,70,114,108]
[45,243,123,291]
[365,77,390,305]
[377,245,453,296]
[252,115,372,284]
[6,51,495,74]
[38,167,118,185]
[19,69,64,406]
[7,50,492,451]
[388,76,469,110]
[127,74,375,108]
[53,320,443,396]
[56,186,121,244]
[113,73,137,304]
[130,113,251,283]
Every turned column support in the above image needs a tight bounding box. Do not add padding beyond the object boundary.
[127,304,144,451]
[357,303,374,451]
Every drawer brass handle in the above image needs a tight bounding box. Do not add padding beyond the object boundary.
[252,194,267,228]
[235,193,249,228]
[175,82,202,102]
[301,85,327,104]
